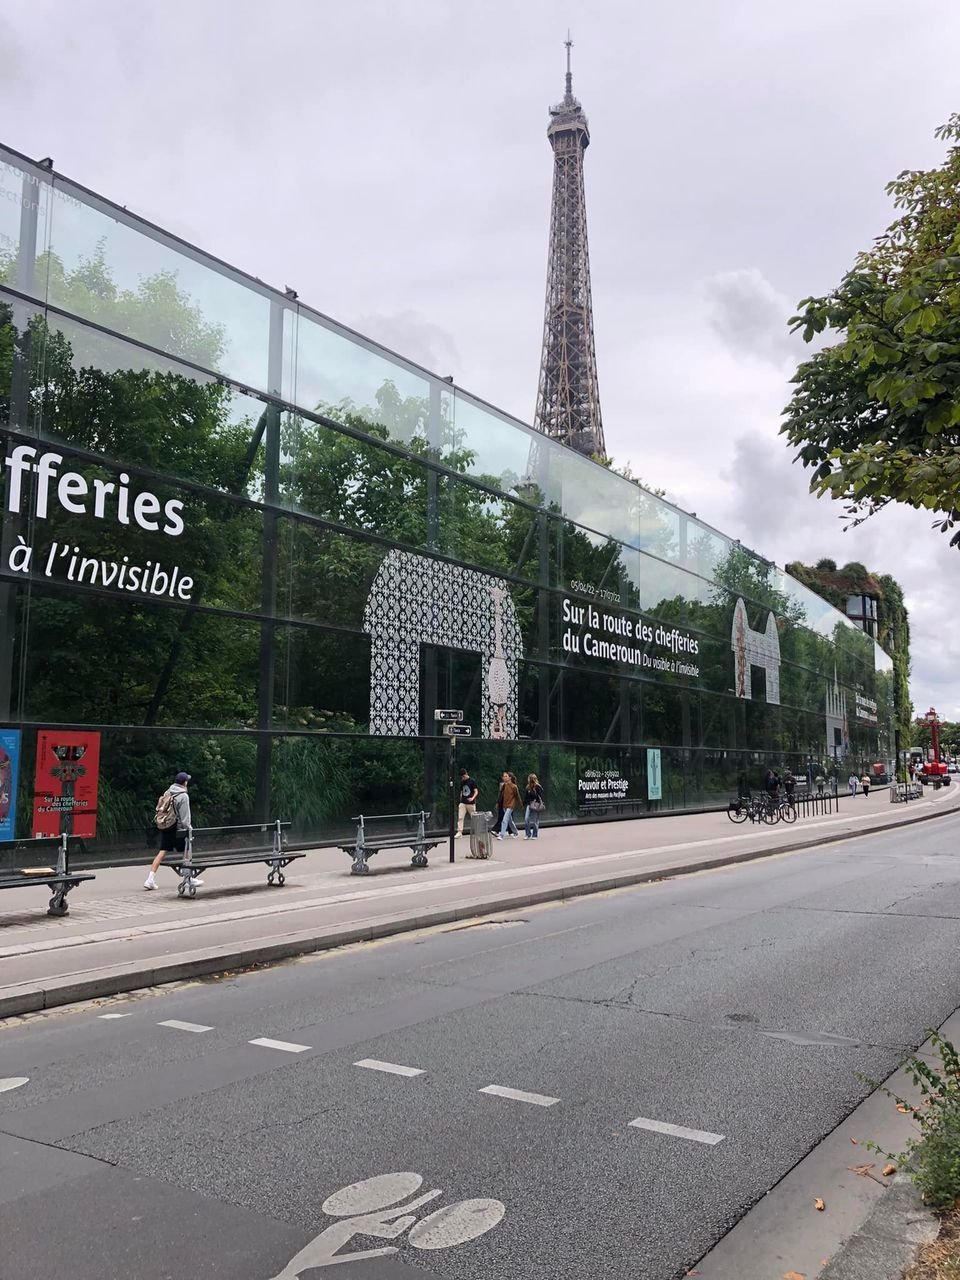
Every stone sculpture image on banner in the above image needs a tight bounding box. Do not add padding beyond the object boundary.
[730,597,781,704]
[825,669,849,758]
[363,550,523,739]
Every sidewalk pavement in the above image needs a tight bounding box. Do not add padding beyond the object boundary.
[2,784,958,1017]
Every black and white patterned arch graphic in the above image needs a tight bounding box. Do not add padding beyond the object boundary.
[363,550,523,739]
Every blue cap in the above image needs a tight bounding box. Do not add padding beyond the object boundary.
[174,771,191,784]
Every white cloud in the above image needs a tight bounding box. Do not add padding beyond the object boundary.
[703,268,796,364]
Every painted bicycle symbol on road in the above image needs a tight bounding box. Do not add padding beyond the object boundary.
[269,1171,506,1274]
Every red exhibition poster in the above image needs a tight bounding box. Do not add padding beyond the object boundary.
[32,730,102,838]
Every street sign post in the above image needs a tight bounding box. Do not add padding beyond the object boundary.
[438,710,465,863]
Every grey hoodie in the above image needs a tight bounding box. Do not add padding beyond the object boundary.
[169,783,191,831]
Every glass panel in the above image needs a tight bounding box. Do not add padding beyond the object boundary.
[700,691,738,749]
[275,625,371,732]
[278,519,385,629]
[0,154,52,300]
[29,311,267,498]
[436,475,536,579]
[17,585,260,728]
[685,521,731,581]
[294,313,432,449]
[559,450,639,548]
[638,491,681,560]
[450,392,535,495]
[45,181,272,386]
[557,520,634,602]
[562,670,624,744]
[280,412,428,547]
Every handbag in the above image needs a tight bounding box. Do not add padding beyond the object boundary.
[530,793,545,812]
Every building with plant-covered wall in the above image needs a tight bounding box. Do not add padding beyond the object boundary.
[784,559,911,744]
[0,145,895,855]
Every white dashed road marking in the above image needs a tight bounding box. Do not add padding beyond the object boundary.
[479,1084,560,1107]
[158,1019,213,1033]
[628,1115,724,1145]
[249,1037,310,1053]
[0,1077,29,1093]
[354,1058,425,1077]
[98,1013,132,1019]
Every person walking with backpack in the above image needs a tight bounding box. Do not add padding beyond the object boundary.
[144,771,196,890]
[523,773,545,839]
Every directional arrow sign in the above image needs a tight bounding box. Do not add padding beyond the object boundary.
[434,709,464,722]
[445,724,472,737]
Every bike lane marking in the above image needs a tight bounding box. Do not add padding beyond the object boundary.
[158,1019,212,1033]
[479,1084,560,1107]
[249,1037,311,1053]
[354,1058,425,1077]
[629,1114,724,1145]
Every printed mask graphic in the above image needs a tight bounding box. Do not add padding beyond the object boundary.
[730,597,781,704]
[363,550,522,738]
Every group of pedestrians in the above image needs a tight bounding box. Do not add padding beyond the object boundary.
[848,772,873,796]
[456,768,545,842]
[762,768,796,800]
[144,763,547,894]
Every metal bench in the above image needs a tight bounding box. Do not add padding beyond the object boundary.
[0,834,96,916]
[162,820,302,898]
[339,810,440,876]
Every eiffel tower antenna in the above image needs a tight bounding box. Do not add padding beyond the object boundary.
[533,33,605,458]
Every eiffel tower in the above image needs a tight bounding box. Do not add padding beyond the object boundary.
[533,36,605,459]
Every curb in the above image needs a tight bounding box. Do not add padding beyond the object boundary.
[819,1171,937,1279]
[2,796,957,1019]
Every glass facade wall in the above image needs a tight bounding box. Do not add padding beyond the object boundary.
[0,145,894,850]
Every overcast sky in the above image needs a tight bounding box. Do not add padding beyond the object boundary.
[3,0,959,720]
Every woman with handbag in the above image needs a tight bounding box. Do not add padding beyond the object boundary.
[496,771,522,840]
[524,773,545,839]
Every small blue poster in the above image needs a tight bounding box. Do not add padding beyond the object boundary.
[647,748,662,801]
[0,729,21,841]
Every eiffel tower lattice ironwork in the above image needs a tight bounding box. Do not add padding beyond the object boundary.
[533,35,605,459]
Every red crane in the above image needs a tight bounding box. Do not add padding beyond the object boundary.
[918,708,949,785]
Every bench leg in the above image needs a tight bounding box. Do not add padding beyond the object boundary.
[267,858,286,887]
[351,848,371,875]
[177,869,199,899]
[410,847,429,869]
[47,880,76,917]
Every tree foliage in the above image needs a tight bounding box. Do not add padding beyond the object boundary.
[782,115,960,543]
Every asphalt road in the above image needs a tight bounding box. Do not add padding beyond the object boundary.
[3,814,960,1280]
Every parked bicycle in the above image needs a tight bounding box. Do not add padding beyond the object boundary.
[727,793,797,825]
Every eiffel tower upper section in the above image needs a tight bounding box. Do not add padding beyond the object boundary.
[533,38,605,459]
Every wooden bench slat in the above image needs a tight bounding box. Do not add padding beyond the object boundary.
[0,872,95,884]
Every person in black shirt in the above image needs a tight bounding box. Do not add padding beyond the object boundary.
[456,768,478,838]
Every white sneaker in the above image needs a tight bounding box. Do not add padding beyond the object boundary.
[144,875,157,890]
[454,832,462,838]
[495,834,503,840]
